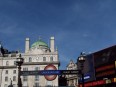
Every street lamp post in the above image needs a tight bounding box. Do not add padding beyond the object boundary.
[78,52,86,87]
[16,54,24,87]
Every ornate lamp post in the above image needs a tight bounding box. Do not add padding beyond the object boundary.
[16,54,24,87]
[78,52,86,87]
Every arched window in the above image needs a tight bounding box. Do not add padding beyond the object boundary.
[29,57,32,62]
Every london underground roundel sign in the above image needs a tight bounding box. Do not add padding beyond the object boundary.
[44,64,57,81]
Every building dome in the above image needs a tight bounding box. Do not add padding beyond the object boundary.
[31,40,48,48]
[29,39,50,54]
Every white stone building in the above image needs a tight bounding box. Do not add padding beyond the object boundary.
[0,36,60,87]
[66,60,78,87]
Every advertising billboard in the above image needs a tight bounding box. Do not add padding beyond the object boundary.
[95,62,115,80]
[94,45,116,67]
[93,45,116,80]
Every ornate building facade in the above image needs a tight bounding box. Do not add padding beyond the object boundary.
[66,60,78,87]
[0,36,60,87]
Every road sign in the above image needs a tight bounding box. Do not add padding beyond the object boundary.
[20,70,80,76]
[44,64,57,81]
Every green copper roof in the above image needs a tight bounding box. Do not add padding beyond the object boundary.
[31,40,48,48]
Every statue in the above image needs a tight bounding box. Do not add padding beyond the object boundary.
[8,78,13,87]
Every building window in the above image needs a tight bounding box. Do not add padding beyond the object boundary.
[29,57,32,62]
[6,61,9,66]
[14,61,16,65]
[5,76,8,81]
[35,67,39,71]
[35,75,39,81]
[5,70,8,74]
[13,76,16,81]
[43,57,46,61]
[4,84,7,87]
[23,76,28,81]
[23,68,28,71]
[50,56,53,61]
[34,83,39,87]
[13,70,16,74]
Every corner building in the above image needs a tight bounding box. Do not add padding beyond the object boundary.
[0,36,60,87]
[66,60,78,86]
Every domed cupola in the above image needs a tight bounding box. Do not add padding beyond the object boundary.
[31,40,48,49]
[25,37,55,54]
[30,39,50,54]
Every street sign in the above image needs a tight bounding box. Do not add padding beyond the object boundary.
[20,71,39,76]
[61,70,80,75]
[44,64,57,81]
[40,70,60,75]
[20,70,80,76]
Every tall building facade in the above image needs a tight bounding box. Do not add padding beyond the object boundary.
[66,60,78,86]
[0,36,60,87]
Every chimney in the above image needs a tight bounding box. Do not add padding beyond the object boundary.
[25,38,30,53]
[50,36,55,52]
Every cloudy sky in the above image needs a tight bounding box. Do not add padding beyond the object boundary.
[0,0,116,69]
